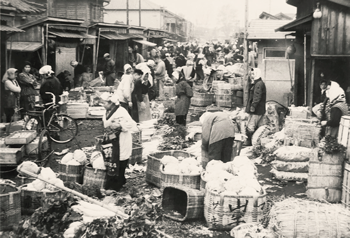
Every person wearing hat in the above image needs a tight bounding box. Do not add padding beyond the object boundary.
[101,93,138,191]
[101,53,116,87]
[136,60,156,101]
[175,52,186,68]
[39,65,63,106]
[2,68,21,122]
[18,61,38,116]
[164,53,173,78]
[70,60,85,88]
[200,110,236,168]
[57,70,72,91]
[245,68,266,145]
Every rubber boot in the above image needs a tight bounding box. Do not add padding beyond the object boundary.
[244,130,253,146]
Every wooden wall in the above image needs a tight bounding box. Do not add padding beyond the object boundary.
[311,2,350,55]
[9,25,42,42]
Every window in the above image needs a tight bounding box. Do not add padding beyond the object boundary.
[264,48,294,59]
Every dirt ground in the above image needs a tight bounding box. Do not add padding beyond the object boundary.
[1,118,306,238]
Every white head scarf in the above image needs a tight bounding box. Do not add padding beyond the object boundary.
[252,68,262,80]
[124,64,132,74]
[326,81,346,103]
[39,65,54,75]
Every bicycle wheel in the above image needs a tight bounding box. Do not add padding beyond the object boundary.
[48,114,78,143]
[38,130,53,166]
[24,117,42,132]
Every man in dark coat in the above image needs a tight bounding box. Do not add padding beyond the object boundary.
[103,53,116,86]
[70,60,85,88]
[57,70,72,91]
[164,53,173,78]
[245,68,266,145]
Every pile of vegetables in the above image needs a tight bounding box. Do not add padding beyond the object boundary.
[161,155,202,175]
[23,167,64,192]
[155,115,193,151]
[204,157,262,196]
[60,149,88,166]
[318,135,346,155]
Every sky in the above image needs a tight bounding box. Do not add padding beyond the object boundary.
[150,0,296,28]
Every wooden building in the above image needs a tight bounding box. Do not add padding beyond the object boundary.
[277,0,350,107]
[248,15,295,106]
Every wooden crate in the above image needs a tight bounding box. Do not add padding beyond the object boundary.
[0,146,25,165]
[5,130,37,145]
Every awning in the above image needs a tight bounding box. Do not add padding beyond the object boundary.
[7,42,43,52]
[133,39,156,47]
[275,14,313,32]
[164,38,177,43]
[1,25,24,32]
[49,30,96,39]
[129,34,144,39]
[100,32,130,40]
[149,35,165,38]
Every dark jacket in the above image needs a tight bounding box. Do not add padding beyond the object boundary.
[175,55,186,68]
[40,76,63,105]
[57,72,71,91]
[104,59,116,76]
[164,58,173,78]
[18,72,37,96]
[175,77,193,116]
[246,78,266,115]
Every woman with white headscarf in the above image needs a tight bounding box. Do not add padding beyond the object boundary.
[137,66,152,122]
[182,60,196,87]
[116,64,134,114]
[320,80,348,138]
[2,68,21,122]
[101,93,137,191]
[245,68,266,145]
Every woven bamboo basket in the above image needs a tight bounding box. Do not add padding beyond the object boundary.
[338,116,350,160]
[14,175,35,187]
[204,188,266,230]
[58,163,84,184]
[20,185,59,215]
[129,143,143,165]
[0,183,21,231]
[162,185,205,221]
[215,94,232,108]
[268,198,350,238]
[307,152,344,203]
[284,117,320,147]
[191,92,214,107]
[159,164,201,190]
[342,163,350,209]
[83,165,107,189]
[146,151,196,187]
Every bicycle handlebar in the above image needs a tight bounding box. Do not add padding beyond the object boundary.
[45,92,56,105]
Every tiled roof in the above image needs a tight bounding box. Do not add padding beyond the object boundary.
[248,20,294,39]
[0,24,24,32]
[0,0,45,13]
[106,0,160,10]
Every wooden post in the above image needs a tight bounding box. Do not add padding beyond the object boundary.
[41,26,46,66]
[95,28,101,76]
[45,24,49,65]
[309,58,315,112]
[139,0,141,27]
[303,33,307,106]
[243,0,249,107]
[126,0,129,25]
[8,38,12,68]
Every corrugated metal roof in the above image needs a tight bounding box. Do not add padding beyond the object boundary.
[100,32,130,40]
[0,0,45,13]
[49,30,96,39]
[105,0,160,10]
[7,42,42,51]
[247,20,295,39]
[0,25,24,32]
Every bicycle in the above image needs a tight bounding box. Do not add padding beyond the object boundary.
[24,92,78,163]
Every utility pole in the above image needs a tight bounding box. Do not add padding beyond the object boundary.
[126,0,129,25]
[139,0,141,27]
[243,0,249,106]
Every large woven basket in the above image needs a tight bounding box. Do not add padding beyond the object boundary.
[14,175,35,187]
[146,151,196,188]
[191,92,214,107]
[268,198,350,238]
[83,165,107,189]
[58,163,84,184]
[129,143,143,165]
[159,164,201,190]
[162,185,205,221]
[20,185,59,215]
[0,183,21,231]
[204,188,266,230]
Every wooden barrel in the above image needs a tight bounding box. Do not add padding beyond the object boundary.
[342,163,350,209]
[307,152,344,203]
[83,166,107,189]
[338,116,350,160]
[191,92,214,107]
[215,94,232,108]
[0,183,21,231]
[58,163,84,184]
